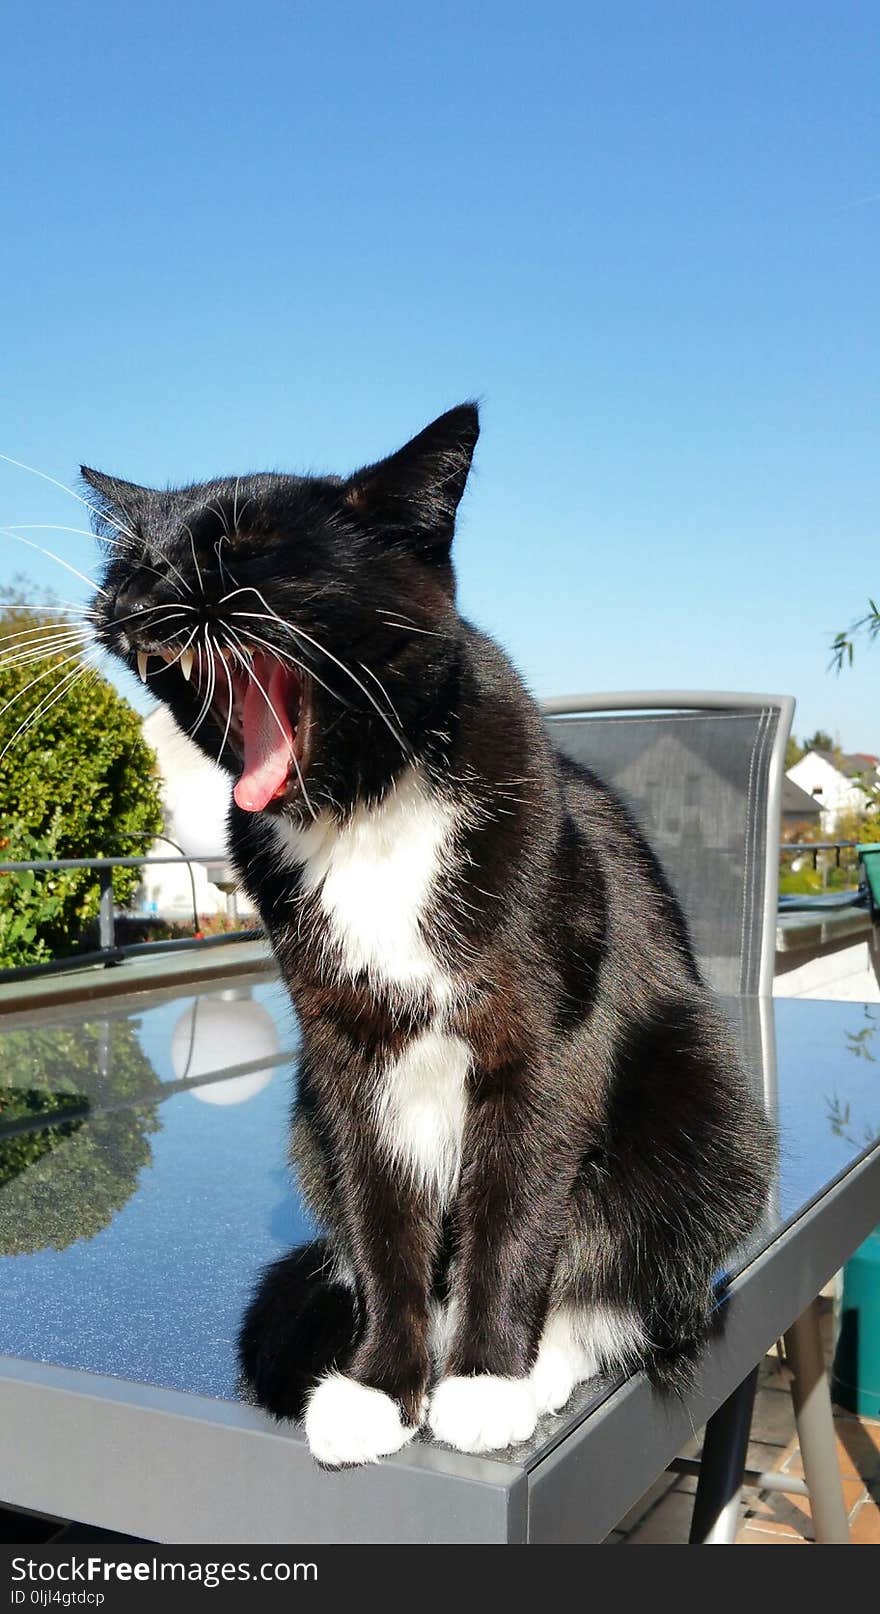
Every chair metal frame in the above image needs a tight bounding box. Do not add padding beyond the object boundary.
[541,691,849,1544]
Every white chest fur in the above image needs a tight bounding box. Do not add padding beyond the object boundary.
[375,1029,470,1204]
[271,765,460,1004]
[271,767,470,1199]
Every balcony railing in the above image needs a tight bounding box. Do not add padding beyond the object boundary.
[0,853,261,984]
[780,841,860,870]
[0,842,874,986]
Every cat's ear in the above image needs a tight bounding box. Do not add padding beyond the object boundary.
[343,403,479,560]
[80,467,152,530]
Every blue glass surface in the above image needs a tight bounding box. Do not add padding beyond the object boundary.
[0,978,878,1402]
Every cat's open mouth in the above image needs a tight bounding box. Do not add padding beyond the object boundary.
[222,651,311,814]
[145,646,310,814]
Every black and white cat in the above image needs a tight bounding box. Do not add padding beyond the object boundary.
[88,404,773,1466]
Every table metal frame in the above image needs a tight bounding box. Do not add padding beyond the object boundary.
[2,1131,877,1544]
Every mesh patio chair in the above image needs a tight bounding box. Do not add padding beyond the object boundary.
[542,691,850,1545]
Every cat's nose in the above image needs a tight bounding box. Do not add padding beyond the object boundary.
[113,592,147,628]
[113,578,180,630]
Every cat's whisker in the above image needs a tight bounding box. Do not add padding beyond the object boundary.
[376,603,449,639]
[273,619,411,757]
[188,633,219,741]
[119,552,200,601]
[0,644,89,669]
[0,527,108,595]
[0,636,93,671]
[80,507,197,605]
[290,746,317,821]
[0,618,93,648]
[154,625,200,677]
[0,618,94,651]
[129,539,197,602]
[220,586,266,609]
[112,603,194,633]
[203,500,231,542]
[0,644,95,721]
[222,587,410,756]
[0,601,89,615]
[229,484,253,535]
[0,654,100,765]
[225,618,352,713]
[5,523,126,544]
[225,627,298,750]
[358,660,402,726]
[379,618,446,638]
[214,534,238,590]
[221,629,321,824]
[0,452,138,547]
[182,522,205,598]
[214,635,236,764]
[232,480,240,531]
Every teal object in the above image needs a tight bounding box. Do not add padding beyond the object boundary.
[831,1226,880,1417]
[857,844,880,912]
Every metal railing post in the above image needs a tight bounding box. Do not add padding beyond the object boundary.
[98,868,116,955]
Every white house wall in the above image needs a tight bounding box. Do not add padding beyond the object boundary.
[785,752,870,835]
[140,708,256,920]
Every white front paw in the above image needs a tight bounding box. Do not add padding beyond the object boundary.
[428,1374,537,1453]
[305,1374,419,1467]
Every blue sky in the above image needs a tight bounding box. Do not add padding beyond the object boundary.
[2,1,878,748]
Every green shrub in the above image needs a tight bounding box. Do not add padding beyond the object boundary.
[779,866,824,896]
[0,604,164,967]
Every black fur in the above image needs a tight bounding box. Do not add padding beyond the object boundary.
[238,1241,358,1420]
[87,403,774,1442]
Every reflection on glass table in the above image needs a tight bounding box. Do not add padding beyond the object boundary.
[0,980,878,1415]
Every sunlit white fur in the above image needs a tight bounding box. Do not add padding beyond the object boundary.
[375,1030,470,1203]
[271,765,460,1005]
[429,1375,538,1454]
[427,1304,645,1454]
[531,1303,646,1415]
[305,1374,419,1467]
[429,1293,459,1368]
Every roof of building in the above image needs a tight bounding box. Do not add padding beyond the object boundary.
[810,748,878,781]
[782,778,822,818]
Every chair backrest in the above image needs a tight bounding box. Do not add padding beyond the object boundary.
[541,692,794,998]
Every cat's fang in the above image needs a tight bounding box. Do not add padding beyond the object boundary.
[179,650,194,682]
[136,651,149,683]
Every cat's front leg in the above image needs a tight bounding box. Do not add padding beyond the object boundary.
[429,1068,577,1455]
[304,1126,437,1467]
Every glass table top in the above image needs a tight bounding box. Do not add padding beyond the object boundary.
[0,976,878,1404]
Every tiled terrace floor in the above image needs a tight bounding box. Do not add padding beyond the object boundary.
[613,1299,880,1544]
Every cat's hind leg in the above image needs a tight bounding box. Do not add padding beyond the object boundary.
[531,1303,647,1415]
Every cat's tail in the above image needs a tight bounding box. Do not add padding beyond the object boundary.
[237,1240,359,1421]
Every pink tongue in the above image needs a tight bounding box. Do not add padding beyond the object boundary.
[233,654,296,812]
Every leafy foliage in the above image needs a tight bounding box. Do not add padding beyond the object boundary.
[802,729,836,755]
[831,600,880,672]
[834,797,880,848]
[0,592,164,966]
[0,1016,163,1253]
[778,864,825,896]
[784,735,805,769]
